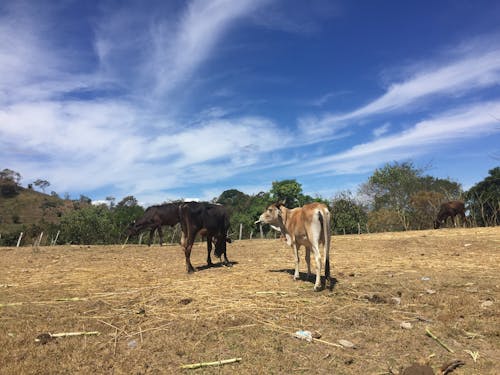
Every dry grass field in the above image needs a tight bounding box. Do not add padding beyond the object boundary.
[1,228,499,374]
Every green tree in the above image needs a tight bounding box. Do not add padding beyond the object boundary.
[112,196,144,240]
[360,161,462,231]
[34,179,50,193]
[217,189,250,213]
[60,205,116,244]
[420,176,462,200]
[270,179,303,208]
[0,168,21,184]
[0,168,21,197]
[105,196,116,208]
[117,195,139,207]
[216,189,271,239]
[360,162,422,229]
[331,191,367,234]
[466,167,500,226]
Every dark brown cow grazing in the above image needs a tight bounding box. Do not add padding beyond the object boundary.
[434,200,466,229]
[179,202,231,273]
[126,203,181,246]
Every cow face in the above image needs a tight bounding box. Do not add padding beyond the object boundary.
[258,204,282,226]
[213,235,225,257]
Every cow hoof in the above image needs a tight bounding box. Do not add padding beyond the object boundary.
[293,275,300,281]
[313,286,322,292]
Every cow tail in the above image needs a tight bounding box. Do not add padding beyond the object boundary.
[319,208,331,284]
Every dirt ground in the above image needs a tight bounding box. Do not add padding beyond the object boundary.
[1,227,499,374]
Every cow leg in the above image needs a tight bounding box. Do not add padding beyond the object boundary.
[220,237,231,267]
[157,226,164,246]
[183,230,197,273]
[312,244,322,291]
[184,244,196,273]
[148,228,155,246]
[305,246,312,281]
[206,236,213,267]
[222,251,231,266]
[292,244,300,280]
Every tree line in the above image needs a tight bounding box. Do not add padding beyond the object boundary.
[0,162,498,246]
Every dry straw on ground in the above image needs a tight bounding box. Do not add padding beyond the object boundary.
[1,227,499,374]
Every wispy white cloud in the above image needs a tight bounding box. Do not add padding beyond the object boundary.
[149,0,269,96]
[299,45,500,137]
[310,91,350,107]
[301,101,500,175]
[373,123,390,138]
[0,97,283,197]
[251,0,341,35]
[1,1,499,205]
[0,0,278,204]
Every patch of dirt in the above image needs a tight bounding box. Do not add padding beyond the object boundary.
[1,228,499,374]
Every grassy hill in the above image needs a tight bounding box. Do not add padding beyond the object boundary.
[0,184,76,238]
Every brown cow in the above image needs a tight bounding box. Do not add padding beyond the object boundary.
[256,202,331,291]
[434,200,466,229]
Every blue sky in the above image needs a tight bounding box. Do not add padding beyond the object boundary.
[1,0,499,205]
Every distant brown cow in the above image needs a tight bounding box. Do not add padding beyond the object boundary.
[434,200,466,229]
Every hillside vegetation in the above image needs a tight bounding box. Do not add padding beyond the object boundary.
[1,163,498,246]
[0,186,75,236]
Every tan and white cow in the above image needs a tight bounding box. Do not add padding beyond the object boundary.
[256,202,331,291]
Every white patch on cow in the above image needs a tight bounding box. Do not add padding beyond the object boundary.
[285,233,292,246]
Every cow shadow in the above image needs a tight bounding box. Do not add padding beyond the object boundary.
[196,261,239,272]
[269,268,338,291]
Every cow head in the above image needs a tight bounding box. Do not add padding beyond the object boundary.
[256,203,283,226]
[213,235,225,257]
[433,219,441,229]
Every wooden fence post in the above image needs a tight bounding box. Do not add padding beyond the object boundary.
[36,232,44,247]
[16,232,24,247]
[357,222,361,235]
[239,223,243,241]
[250,231,253,240]
[259,224,264,239]
[51,230,60,245]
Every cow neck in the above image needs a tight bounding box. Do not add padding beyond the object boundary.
[276,207,290,234]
